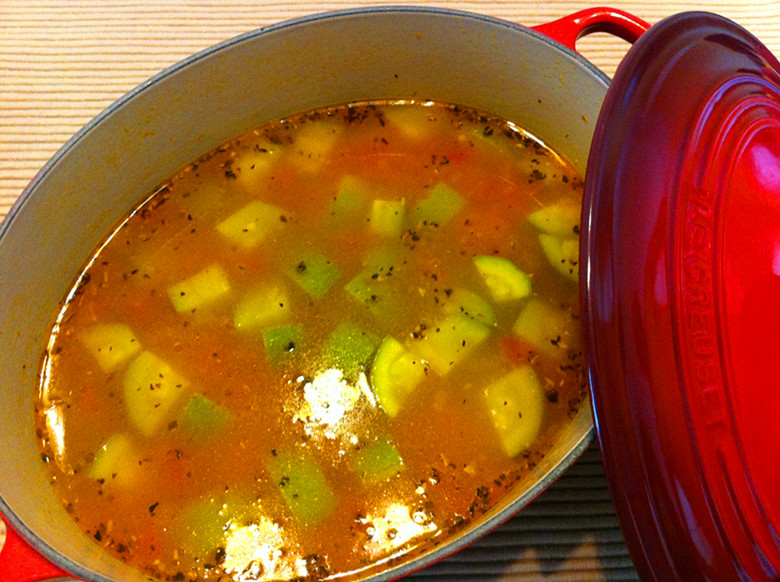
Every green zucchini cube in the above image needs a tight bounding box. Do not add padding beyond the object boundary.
[287,251,340,299]
[473,255,532,303]
[413,312,491,375]
[328,175,371,228]
[268,451,336,527]
[527,202,581,238]
[345,245,405,321]
[179,393,229,439]
[539,234,579,283]
[411,182,464,226]
[344,273,399,321]
[370,336,426,417]
[351,437,405,482]
[321,322,381,379]
[175,490,257,556]
[441,288,496,326]
[262,324,305,364]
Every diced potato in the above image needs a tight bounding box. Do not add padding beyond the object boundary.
[512,298,581,362]
[262,324,305,364]
[287,251,340,299]
[167,264,231,313]
[81,323,141,372]
[370,336,426,417]
[383,104,435,139]
[268,451,336,527]
[233,146,279,189]
[351,437,405,482]
[179,393,229,439]
[441,288,496,326]
[539,234,579,282]
[89,433,139,488]
[484,365,545,457]
[473,255,532,303]
[291,120,343,171]
[411,182,464,227]
[322,323,381,380]
[216,200,289,249]
[369,199,406,236]
[123,351,189,436]
[234,284,290,331]
[412,312,491,375]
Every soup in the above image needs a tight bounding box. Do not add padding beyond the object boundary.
[35,100,586,581]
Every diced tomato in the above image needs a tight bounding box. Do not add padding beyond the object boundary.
[441,144,472,166]
[500,336,537,365]
[77,384,100,414]
[131,529,162,562]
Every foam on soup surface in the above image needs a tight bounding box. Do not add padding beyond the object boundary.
[35,101,586,581]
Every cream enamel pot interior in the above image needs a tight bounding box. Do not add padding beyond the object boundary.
[0,7,643,581]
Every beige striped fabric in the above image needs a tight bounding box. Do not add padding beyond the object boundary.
[1,1,779,580]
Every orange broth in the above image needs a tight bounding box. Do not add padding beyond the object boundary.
[35,101,587,581]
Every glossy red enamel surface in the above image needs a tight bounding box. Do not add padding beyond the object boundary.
[583,11,780,581]
[531,7,648,51]
[0,516,70,582]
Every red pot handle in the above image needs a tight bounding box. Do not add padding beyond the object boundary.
[533,7,650,52]
[1,515,74,582]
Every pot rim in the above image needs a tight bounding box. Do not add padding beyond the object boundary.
[1,5,601,581]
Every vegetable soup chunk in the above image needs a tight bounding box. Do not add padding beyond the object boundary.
[287,250,341,299]
[370,198,406,236]
[216,200,289,249]
[351,436,406,483]
[411,182,464,226]
[473,255,532,303]
[178,393,230,439]
[268,450,337,527]
[167,264,231,313]
[411,312,491,375]
[89,433,140,488]
[233,283,291,331]
[81,323,141,372]
[35,100,587,582]
[370,335,426,417]
[123,351,190,436]
[484,366,546,457]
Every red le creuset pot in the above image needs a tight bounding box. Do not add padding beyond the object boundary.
[0,9,647,581]
[1,5,779,582]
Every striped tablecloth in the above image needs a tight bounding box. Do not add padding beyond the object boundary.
[1,1,778,580]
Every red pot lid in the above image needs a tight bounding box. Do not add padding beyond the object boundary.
[582,11,780,581]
